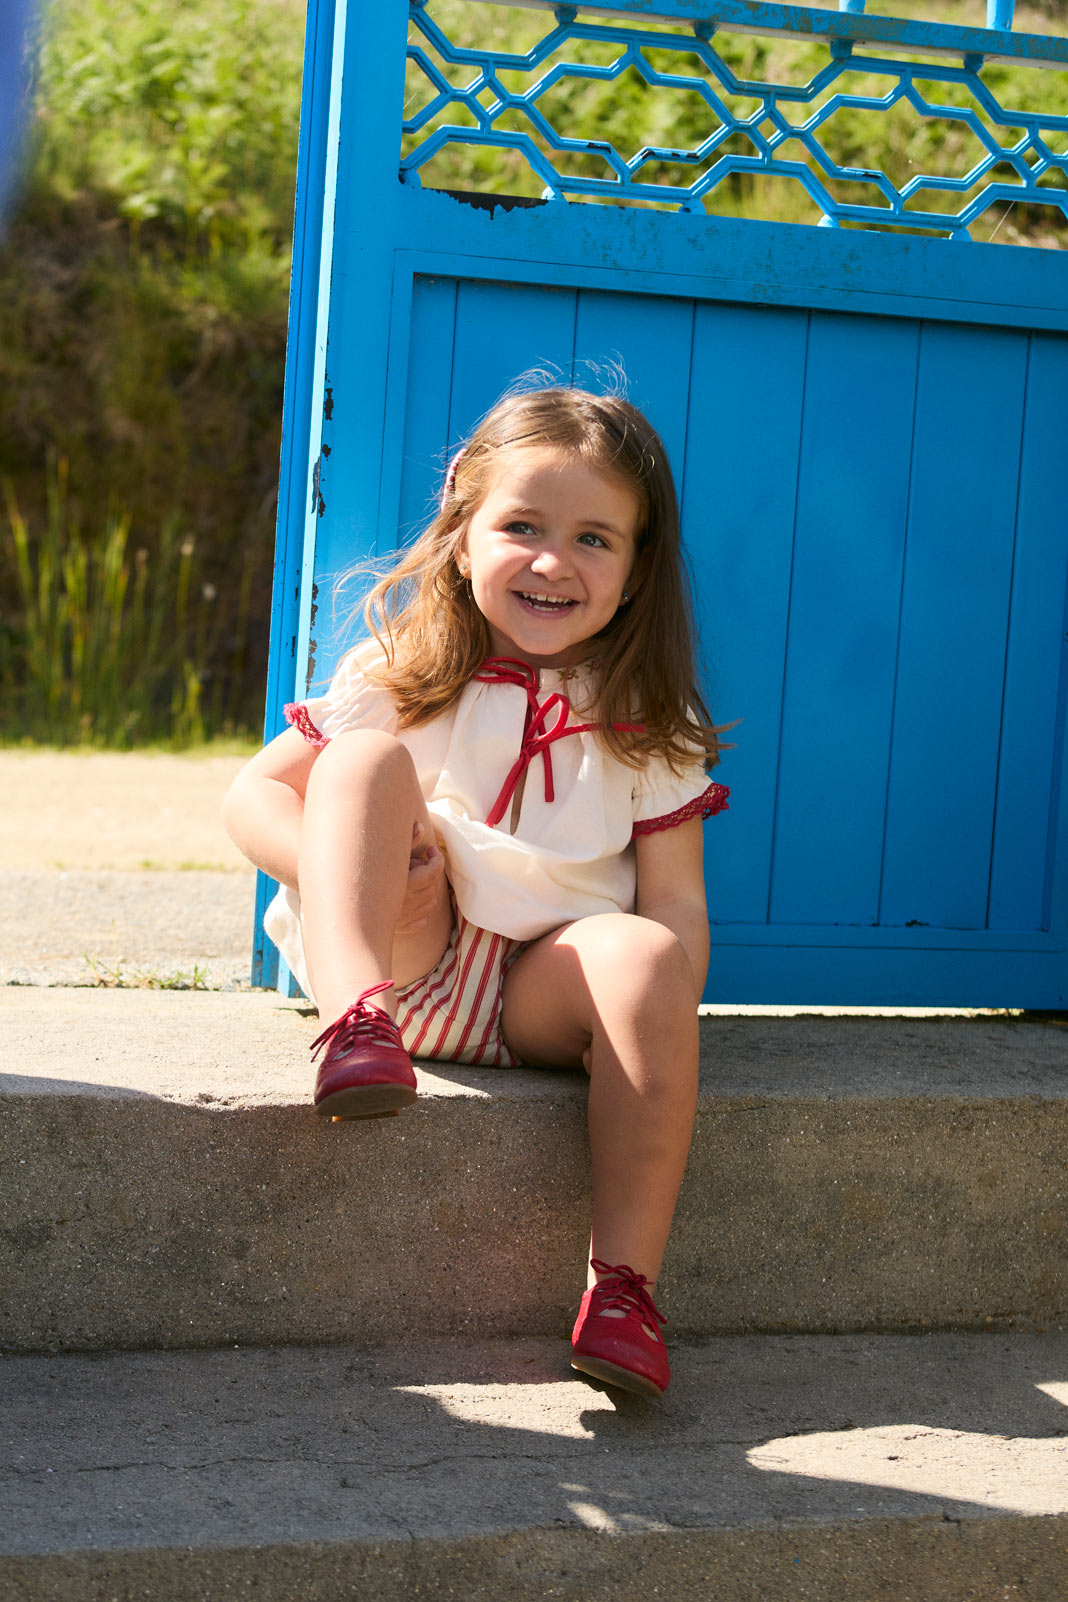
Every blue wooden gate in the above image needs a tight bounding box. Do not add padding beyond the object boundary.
[256,0,1068,1007]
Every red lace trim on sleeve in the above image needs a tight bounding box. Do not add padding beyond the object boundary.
[632,781,730,837]
[284,703,329,749]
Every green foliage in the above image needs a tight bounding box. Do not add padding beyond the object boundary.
[83,954,214,988]
[0,0,305,746]
[31,0,301,258]
[0,459,243,746]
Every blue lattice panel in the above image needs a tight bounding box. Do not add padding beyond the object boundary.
[404,0,1068,241]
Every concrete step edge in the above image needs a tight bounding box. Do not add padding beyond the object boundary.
[3,989,1067,1350]
[3,1333,1068,1602]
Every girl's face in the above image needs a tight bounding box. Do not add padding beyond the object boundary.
[458,447,641,671]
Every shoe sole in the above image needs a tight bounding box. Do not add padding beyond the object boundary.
[570,1353,666,1399]
[315,1083,418,1120]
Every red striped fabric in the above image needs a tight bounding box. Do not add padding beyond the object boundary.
[394,908,523,1068]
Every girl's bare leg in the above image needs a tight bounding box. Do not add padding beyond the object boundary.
[500,914,699,1289]
[298,729,452,1024]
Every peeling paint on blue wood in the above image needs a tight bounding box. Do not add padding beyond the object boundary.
[390,207,1068,332]
[254,0,341,992]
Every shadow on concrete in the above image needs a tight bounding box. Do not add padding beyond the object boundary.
[2,1332,1067,1573]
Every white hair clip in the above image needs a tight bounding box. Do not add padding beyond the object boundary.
[440,447,466,507]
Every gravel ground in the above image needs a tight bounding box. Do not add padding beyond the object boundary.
[1,750,257,989]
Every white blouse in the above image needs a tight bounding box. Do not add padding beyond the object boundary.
[264,646,728,990]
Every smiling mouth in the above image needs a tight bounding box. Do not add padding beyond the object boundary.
[516,591,577,613]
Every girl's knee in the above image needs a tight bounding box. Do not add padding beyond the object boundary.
[579,914,691,997]
[312,728,416,784]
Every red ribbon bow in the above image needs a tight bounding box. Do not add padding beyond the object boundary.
[473,657,600,828]
[474,657,644,828]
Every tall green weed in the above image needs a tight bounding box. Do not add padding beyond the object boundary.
[0,459,250,746]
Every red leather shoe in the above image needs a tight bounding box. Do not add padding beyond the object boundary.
[570,1258,670,1397]
[311,980,417,1120]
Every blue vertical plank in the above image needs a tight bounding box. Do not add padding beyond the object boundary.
[319,272,458,674]
[396,276,459,547]
[770,311,918,927]
[572,289,696,477]
[292,0,354,697]
[682,301,810,929]
[988,331,1068,933]
[447,280,579,444]
[881,322,1029,931]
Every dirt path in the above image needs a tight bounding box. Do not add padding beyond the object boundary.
[1,750,257,988]
[0,749,254,872]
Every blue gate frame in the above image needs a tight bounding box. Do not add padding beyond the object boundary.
[255,0,1068,1008]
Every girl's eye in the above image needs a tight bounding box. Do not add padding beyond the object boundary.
[578,532,608,548]
[504,520,537,536]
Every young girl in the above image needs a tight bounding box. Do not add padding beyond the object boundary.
[222,386,729,1398]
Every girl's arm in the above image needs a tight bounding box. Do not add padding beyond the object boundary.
[634,818,710,998]
[221,727,318,890]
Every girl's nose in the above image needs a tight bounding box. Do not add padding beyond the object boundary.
[530,541,573,578]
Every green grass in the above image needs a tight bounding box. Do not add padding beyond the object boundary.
[83,954,217,989]
[1,457,254,745]
[0,734,261,755]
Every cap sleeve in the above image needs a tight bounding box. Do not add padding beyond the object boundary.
[284,643,399,748]
[632,752,730,838]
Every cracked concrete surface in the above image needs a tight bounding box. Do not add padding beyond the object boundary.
[3,1336,1068,1600]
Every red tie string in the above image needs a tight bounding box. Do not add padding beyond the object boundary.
[474,657,641,829]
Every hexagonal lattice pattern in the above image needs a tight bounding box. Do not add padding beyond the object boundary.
[403,1,1068,240]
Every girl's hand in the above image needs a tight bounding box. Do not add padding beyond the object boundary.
[396,821,446,934]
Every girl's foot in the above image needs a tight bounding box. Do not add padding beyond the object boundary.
[570,1259,670,1397]
[310,980,417,1120]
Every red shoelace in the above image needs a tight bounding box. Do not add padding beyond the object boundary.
[589,1259,667,1333]
[310,979,399,1061]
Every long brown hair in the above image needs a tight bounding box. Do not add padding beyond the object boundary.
[361,386,725,772]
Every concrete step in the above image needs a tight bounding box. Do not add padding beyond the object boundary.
[2,988,1067,1353]
[2,1332,1067,1601]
